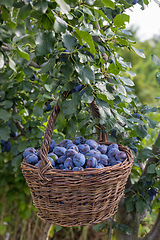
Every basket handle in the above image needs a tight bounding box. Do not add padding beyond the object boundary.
[40,102,60,168]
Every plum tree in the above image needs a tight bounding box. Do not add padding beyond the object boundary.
[0,0,159,240]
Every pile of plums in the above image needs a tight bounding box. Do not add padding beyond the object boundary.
[23,137,127,171]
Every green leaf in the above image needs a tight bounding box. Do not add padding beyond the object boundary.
[147,163,156,174]
[137,148,153,162]
[0,53,4,69]
[119,76,134,86]
[41,59,55,73]
[44,84,52,92]
[113,14,130,28]
[0,126,10,140]
[0,109,11,121]
[136,124,148,138]
[136,198,146,214]
[101,0,115,9]
[17,46,30,61]
[55,0,70,14]
[62,96,79,116]
[33,106,43,117]
[34,0,48,14]
[125,197,134,213]
[53,16,67,33]
[151,54,160,66]
[61,61,74,79]
[131,46,146,58]
[155,138,160,148]
[35,32,56,56]
[18,3,32,20]
[0,0,14,7]
[8,57,16,72]
[18,141,30,152]
[62,33,77,52]
[76,30,96,55]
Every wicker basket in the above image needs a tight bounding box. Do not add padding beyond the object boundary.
[21,102,134,227]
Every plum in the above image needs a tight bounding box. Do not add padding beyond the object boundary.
[72,166,84,171]
[96,163,104,168]
[35,160,41,167]
[59,139,73,148]
[48,156,55,167]
[66,149,77,158]
[87,149,101,161]
[99,154,108,166]
[115,151,127,161]
[74,136,86,145]
[49,139,56,153]
[108,143,119,152]
[23,147,36,158]
[25,153,39,165]
[107,148,119,158]
[86,139,98,149]
[59,164,65,170]
[78,144,90,155]
[66,143,79,151]
[56,155,66,164]
[85,157,97,168]
[48,152,58,161]
[64,157,74,169]
[108,157,117,166]
[97,144,108,154]
[53,146,66,157]
[73,153,85,167]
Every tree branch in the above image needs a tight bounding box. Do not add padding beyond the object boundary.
[141,209,160,240]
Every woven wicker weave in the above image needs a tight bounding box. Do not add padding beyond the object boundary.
[21,102,134,227]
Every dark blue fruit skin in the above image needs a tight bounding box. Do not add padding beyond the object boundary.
[108,143,119,152]
[60,50,70,62]
[78,144,90,155]
[67,144,79,152]
[25,154,39,165]
[35,160,41,167]
[115,151,127,161]
[56,155,66,165]
[85,157,97,168]
[97,145,108,154]
[46,103,51,112]
[48,157,55,167]
[53,146,66,157]
[48,152,58,161]
[99,155,108,166]
[30,73,40,82]
[87,149,101,162]
[35,150,41,160]
[148,188,157,201]
[108,157,117,166]
[108,148,119,158]
[66,149,77,158]
[132,0,138,5]
[49,139,56,153]
[73,153,85,167]
[96,163,104,168]
[59,164,65,170]
[72,84,83,93]
[64,157,74,169]
[23,147,36,158]
[74,136,86,145]
[72,166,84,171]
[86,139,98,150]
[1,140,12,152]
[60,139,73,148]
